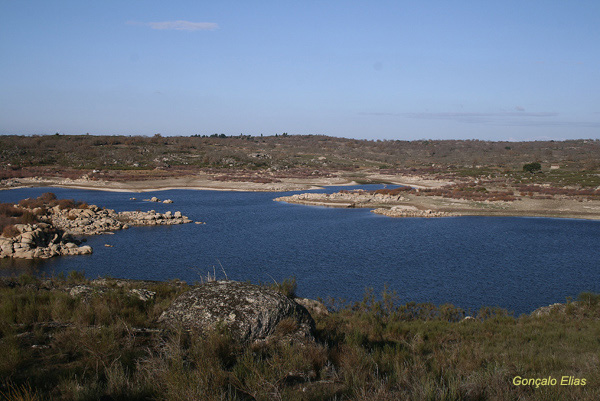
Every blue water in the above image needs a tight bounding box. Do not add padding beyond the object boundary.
[1,186,599,315]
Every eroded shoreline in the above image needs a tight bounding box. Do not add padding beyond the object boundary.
[3,174,600,220]
[274,190,600,220]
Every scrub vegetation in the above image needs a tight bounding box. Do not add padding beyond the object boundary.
[1,135,600,188]
[1,274,598,400]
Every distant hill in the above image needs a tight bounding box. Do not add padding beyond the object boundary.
[1,134,599,173]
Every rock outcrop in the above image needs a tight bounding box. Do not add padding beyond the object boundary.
[118,210,191,227]
[1,199,193,259]
[49,206,192,235]
[275,191,408,207]
[275,191,457,218]
[372,206,456,218]
[158,281,315,344]
[531,303,567,317]
[49,205,126,235]
[0,223,91,259]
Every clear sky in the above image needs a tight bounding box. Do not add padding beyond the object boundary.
[1,1,599,141]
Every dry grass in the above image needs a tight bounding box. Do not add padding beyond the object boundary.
[1,275,599,400]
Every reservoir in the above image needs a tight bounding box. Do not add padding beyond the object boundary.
[1,186,599,316]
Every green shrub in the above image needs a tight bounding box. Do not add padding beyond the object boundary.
[577,292,600,307]
[270,277,297,298]
[67,270,86,284]
[523,162,542,173]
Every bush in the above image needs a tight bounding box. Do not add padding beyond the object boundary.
[38,192,57,202]
[577,292,600,307]
[0,203,23,217]
[271,277,297,299]
[2,224,20,238]
[20,211,37,224]
[18,198,45,209]
[523,162,542,173]
[57,199,76,210]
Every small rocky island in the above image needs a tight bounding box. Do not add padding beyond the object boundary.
[0,192,192,259]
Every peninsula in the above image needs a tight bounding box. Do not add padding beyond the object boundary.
[274,183,600,220]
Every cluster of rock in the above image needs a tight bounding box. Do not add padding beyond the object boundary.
[118,210,191,226]
[49,205,191,235]
[0,223,92,259]
[67,278,166,302]
[275,191,408,207]
[1,202,193,259]
[49,205,128,235]
[144,196,173,204]
[372,206,456,218]
[0,178,23,187]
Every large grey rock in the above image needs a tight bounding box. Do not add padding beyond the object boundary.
[158,281,315,343]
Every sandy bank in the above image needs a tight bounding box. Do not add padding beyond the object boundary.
[3,172,447,193]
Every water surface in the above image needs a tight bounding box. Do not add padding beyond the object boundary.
[1,186,599,315]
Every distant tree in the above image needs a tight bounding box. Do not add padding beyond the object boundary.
[523,162,542,173]
[151,133,165,144]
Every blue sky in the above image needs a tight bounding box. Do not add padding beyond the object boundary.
[1,1,599,140]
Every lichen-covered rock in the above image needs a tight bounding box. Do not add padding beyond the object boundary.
[295,298,329,317]
[531,303,567,317]
[130,288,156,301]
[158,281,315,344]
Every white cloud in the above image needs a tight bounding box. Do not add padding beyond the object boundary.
[129,20,218,31]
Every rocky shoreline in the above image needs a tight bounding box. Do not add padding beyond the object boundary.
[371,205,455,218]
[275,191,459,218]
[275,191,411,207]
[275,188,600,220]
[0,196,192,259]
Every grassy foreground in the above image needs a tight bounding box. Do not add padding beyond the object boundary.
[0,274,599,400]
